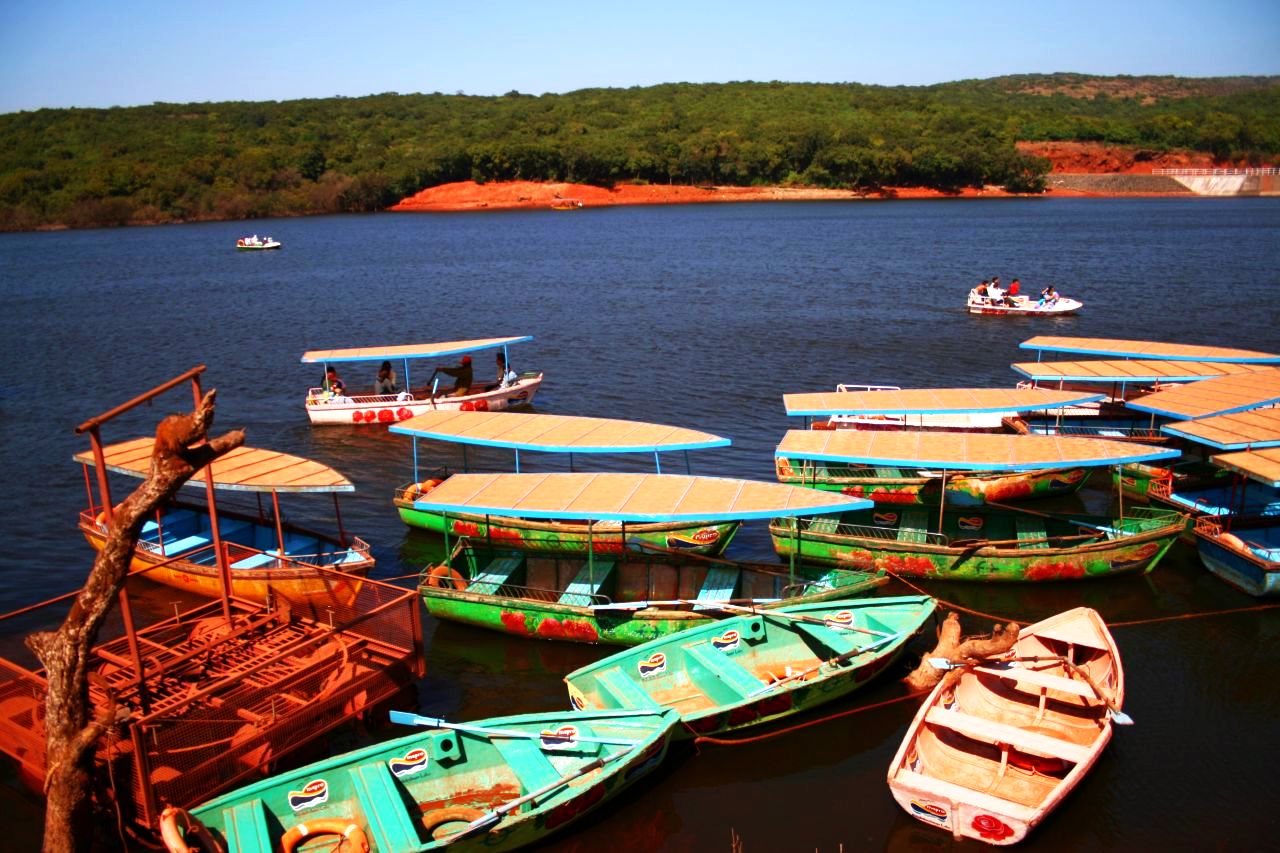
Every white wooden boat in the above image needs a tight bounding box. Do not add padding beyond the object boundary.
[967,291,1082,316]
[887,607,1125,845]
[301,337,543,425]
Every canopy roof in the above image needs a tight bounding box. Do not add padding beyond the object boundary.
[300,336,532,364]
[411,472,872,521]
[776,429,1178,471]
[74,438,354,493]
[1019,336,1280,364]
[1011,359,1273,384]
[783,388,1103,417]
[1125,369,1280,420]
[390,410,730,453]
[1162,408,1280,450]
[1212,447,1280,488]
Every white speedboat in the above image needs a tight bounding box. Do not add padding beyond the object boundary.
[967,291,1081,316]
[236,235,282,250]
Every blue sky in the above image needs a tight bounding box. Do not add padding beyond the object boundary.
[1,0,1276,113]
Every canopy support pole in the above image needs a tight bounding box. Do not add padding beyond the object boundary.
[654,452,662,474]
[684,450,692,475]
[789,517,799,588]
[404,358,411,392]
[333,493,347,547]
[412,437,420,483]
[937,469,947,534]
[192,375,234,627]
[442,512,451,563]
[514,449,521,473]
[569,452,574,472]
[1116,465,1124,525]
[272,490,286,557]
[588,522,595,585]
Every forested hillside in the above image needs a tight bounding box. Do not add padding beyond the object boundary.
[2,74,1276,230]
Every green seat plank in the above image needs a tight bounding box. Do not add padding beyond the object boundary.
[348,762,422,853]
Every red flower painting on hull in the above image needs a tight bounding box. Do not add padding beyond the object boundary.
[971,814,1014,841]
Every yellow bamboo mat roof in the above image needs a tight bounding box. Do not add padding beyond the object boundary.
[411,472,871,520]
[776,430,1178,471]
[300,336,531,363]
[783,388,1102,416]
[390,410,729,453]
[1162,408,1280,450]
[73,437,354,493]
[1126,369,1280,420]
[1212,447,1280,488]
[1011,359,1273,384]
[1020,336,1280,364]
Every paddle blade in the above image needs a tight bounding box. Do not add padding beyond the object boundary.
[928,657,960,670]
[389,710,443,728]
[1109,708,1135,726]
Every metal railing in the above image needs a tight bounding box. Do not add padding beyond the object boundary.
[1152,167,1278,176]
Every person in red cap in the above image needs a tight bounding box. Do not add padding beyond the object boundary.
[432,354,473,397]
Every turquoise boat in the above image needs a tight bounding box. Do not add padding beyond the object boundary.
[564,596,935,739]
[413,472,876,645]
[160,708,679,852]
[390,409,739,556]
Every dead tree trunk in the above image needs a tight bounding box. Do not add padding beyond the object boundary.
[27,391,244,853]
[904,611,1021,692]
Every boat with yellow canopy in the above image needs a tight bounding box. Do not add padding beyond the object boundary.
[1019,335,1280,364]
[413,472,878,645]
[75,438,373,603]
[300,336,542,425]
[785,386,1104,432]
[391,410,740,556]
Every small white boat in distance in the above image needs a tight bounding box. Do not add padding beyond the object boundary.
[967,290,1081,316]
[887,607,1125,845]
[236,234,281,250]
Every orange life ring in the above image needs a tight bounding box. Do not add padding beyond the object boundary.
[426,565,468,591]
[281,819,369,853]
[421,806,488,839]
[158,806,221,853]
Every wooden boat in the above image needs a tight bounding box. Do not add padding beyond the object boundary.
[967,291,1082,316]
[564,596,934,739]
[785,386,1105,433]
[415,472,880,645]
[770,430,1180,507]
[888,607,1125,845]
[769,504,1186,582]
[236,235,281,250]
[160,708,679,853]
[75,438,373,603]
[301,337,544,425]
[392,410,739,556]
[1018,334,1280,364]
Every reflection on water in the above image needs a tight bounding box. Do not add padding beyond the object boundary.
[1,199,1278,849]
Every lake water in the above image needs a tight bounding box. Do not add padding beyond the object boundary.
[1,198,1278,850]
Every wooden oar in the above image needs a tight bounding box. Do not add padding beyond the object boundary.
[747,631,903,697]
[705,601,895,639]
[388,711,642,745]
[589,597,781,611]
[439,748,635,844]
[928,657,1132,725]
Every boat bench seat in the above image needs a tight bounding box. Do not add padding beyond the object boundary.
[972,664,1099,699]
[471,556,525,596]
[1015,516,1051,549]
[897,511,930,544]
[595,667,662,711]
[215,519,253,542]
[791,620,861,658]
[925,707,1092,764]
[693,567,739,611]
[491,733,565,793]
[231,552,278,570]
[160,534,211,555]
[217,799,275,853]
[684,641,765,698]
[558,561,615,606]
[347,761,422,852]
[807,514,842,534]
[893,768,1038,824]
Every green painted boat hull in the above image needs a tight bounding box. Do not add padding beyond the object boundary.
[564,596,936,739]
[421,545,887,645]
[777,458,1091,506]
[769,506,1186,582]
[397,496,739,557]
[179,708,679,853]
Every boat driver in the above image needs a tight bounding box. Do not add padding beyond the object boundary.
[432,355,473,397]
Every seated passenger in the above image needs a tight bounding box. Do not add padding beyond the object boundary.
[374,360,399,395]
